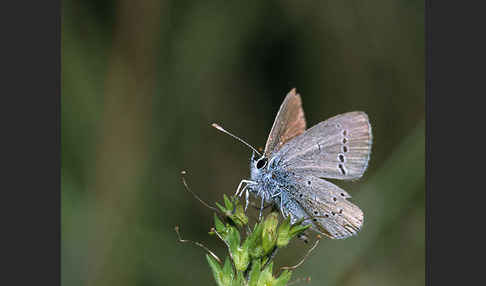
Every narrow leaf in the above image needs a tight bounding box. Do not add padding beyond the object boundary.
[206,254,225,286]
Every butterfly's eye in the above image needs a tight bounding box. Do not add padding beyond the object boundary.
[256,158,268,169]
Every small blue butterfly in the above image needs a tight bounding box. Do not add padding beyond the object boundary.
[213,88,372,239]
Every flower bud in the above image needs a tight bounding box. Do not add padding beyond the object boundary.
[277,216,292,247]
[262,212,279,253]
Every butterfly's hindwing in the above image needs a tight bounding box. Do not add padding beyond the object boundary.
[284,173,363,239]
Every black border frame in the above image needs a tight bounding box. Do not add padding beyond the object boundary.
[427,1,486,285]
[1,1,61,284]
[425,0,431,285]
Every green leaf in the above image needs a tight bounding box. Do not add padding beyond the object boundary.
[247,222,264,258]
[274,270,292,286]
[215,202,226,214]
[206,254,225,286]
[279,216,291,231]
[216,202,229,214]
[216,195,249,228]
[232,203,249,227]
[221,225,248,272]
[248,259,262,286]
[250,244,265,260]
[223,194,233,210]
[233,246,250,271]
[243,222,261,249]
[288,223,311,239]
[258,262,275,285]
[262,213,278,254]
[222,256,235,284]
[214,213,226,233]
[232,270,245,286]
[277,216,292,247]
[226,226,241,254]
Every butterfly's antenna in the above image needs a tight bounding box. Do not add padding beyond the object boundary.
[211,123,262,157]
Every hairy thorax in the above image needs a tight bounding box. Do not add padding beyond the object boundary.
[248,153,308,224]
[250,156,289,202]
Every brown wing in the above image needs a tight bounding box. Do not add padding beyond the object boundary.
[264,88,307,158]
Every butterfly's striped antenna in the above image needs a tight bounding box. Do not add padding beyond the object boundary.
[211,123,262,157]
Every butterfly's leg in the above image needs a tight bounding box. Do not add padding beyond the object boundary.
[244,187,250,211]
[276,192,284,217]
[235,180,255,197]
[234,180,245,197]
[239,181,257,211]
[270,192,282,215]
[232,180,252,215]
[271,192,281,197]
[240,183,254,211]
[270,192,286,217]
[258,196,265,221]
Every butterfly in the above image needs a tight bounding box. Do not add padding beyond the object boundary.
[213,88,372,239]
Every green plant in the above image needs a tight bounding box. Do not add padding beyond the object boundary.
[176,191,318,286]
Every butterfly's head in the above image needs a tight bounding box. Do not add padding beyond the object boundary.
[250,151,268,180]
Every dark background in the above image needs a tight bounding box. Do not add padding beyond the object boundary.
[62,0,424,285]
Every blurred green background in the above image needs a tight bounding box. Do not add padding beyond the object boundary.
[62,0,424,285]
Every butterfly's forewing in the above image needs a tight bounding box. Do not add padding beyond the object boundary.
[263,88,307,158]
[278,111,372,180]
[286,173,363,239]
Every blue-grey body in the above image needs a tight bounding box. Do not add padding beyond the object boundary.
[249,151,309,224]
